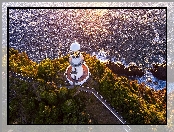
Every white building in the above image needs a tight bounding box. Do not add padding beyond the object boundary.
[65,41,90,85]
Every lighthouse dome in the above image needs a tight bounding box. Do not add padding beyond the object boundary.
[70,42,80,51]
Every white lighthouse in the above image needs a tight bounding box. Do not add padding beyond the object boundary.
[65,41,90,85]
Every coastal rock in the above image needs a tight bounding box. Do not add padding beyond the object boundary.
[106,61,144,77]
[106,61,125,76]
[124,62,144,77]
[150,62,166,81]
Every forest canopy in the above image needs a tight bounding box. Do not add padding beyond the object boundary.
[8,48,166,124]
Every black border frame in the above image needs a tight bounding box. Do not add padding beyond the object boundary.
[7,6,167,127]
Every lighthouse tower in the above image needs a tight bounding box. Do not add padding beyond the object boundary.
[65,41,90,85]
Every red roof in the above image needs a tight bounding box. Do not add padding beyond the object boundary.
[65,64,89,84]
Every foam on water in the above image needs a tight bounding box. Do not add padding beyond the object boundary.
[136,70,166,91]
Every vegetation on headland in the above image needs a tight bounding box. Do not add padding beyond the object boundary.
[84,53,166,124]
[9,48,166,125]
[9,48,91,124]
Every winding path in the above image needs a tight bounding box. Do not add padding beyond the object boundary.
[9,71,132,131]
[76,86,131,132]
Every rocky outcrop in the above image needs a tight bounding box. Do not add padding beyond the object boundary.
[124,62,144,77]
[150,62,166,81]
[106,61,125,76]
[106,61,144,78]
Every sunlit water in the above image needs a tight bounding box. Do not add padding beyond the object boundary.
[8,8,168,91]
